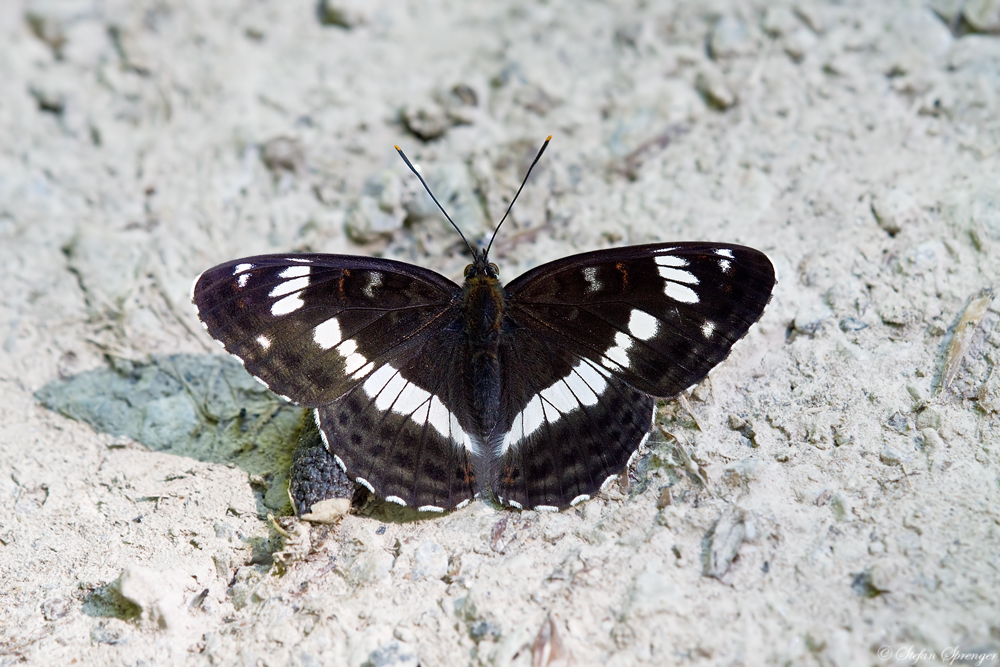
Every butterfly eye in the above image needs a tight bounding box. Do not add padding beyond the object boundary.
[464,264,474,278]
[488,263,499,278]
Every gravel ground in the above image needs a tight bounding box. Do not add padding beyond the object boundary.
[2,0,1000,665]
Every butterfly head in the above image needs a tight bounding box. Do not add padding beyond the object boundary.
[464,248,500,281]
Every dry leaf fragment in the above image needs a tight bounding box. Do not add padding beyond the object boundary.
[940,288,995,393]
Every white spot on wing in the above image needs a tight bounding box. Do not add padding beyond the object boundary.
[564,365,599,406]
[256,335,271,349]
[426,396,452,438]
[520,395,545,440]
[190,272,203,302]
[599,475,618,492]
[253,376,270,389]
[393,381,432,415]
[234,263,254,275]
[215,339,227,350]
[287,257,312,263]
[719,258,732,273]
[372,370,407,412]
[337,339,368,375]
[333,454,346,470]
[508,500,523,510]
[539,380,578,414]
[269,276,310,298]
[356,477,375,493]
[654,254,687,267]
[238,273,250,288]
[627,448,640,468]
[701,320,716,339]
[503,413,524,455]
[664,282,699,304]
[279,265,310,279]
[363,271,383,298]
[534,505,559,513]
[657,266,699,285]
[351,361,374,380]
[314,318,342,350]
[582,266,601,293]
[628,310,659,341]
[364,364,399,398]
[714,248,734,258]
[455,499,471,509]
[570,494,590,506]
[418,505,445,513]
[343,352,367,375]
[499,358,613,455]
[601,331,633,369]
[271,293,304,315]
[363,365,473,454]
[386,496,406,506]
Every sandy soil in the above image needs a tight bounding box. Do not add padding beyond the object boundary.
[2,0,1000,665]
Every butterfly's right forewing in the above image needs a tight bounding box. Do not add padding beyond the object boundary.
[505,242,775,399]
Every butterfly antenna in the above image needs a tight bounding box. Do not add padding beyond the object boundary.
[485,135,552,258]
[394,145,477,257]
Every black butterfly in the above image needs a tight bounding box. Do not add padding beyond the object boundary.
[192,137,775,514]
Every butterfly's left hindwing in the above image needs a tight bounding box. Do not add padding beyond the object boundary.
[316,329,480,511]
[193,254,461,405]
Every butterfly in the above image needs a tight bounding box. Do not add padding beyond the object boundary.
[192,137,775,514]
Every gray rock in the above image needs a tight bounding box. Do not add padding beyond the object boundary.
[964,0,1000,32]
[411,541,448,581]
[871,187,920,235]
[695,64,736,109]
[709,15,753,59]
[761,6,800,36]
[64,229,149,309]
[345,171,406,242]
[317,0,370,28]
[793,303,833,335]
[117,565,185,630]
[363,641,419,667]
[260,137,304,174]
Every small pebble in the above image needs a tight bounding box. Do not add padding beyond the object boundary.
[411,541,448,581]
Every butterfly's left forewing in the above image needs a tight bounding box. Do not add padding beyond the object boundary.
[193,254,461,405]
